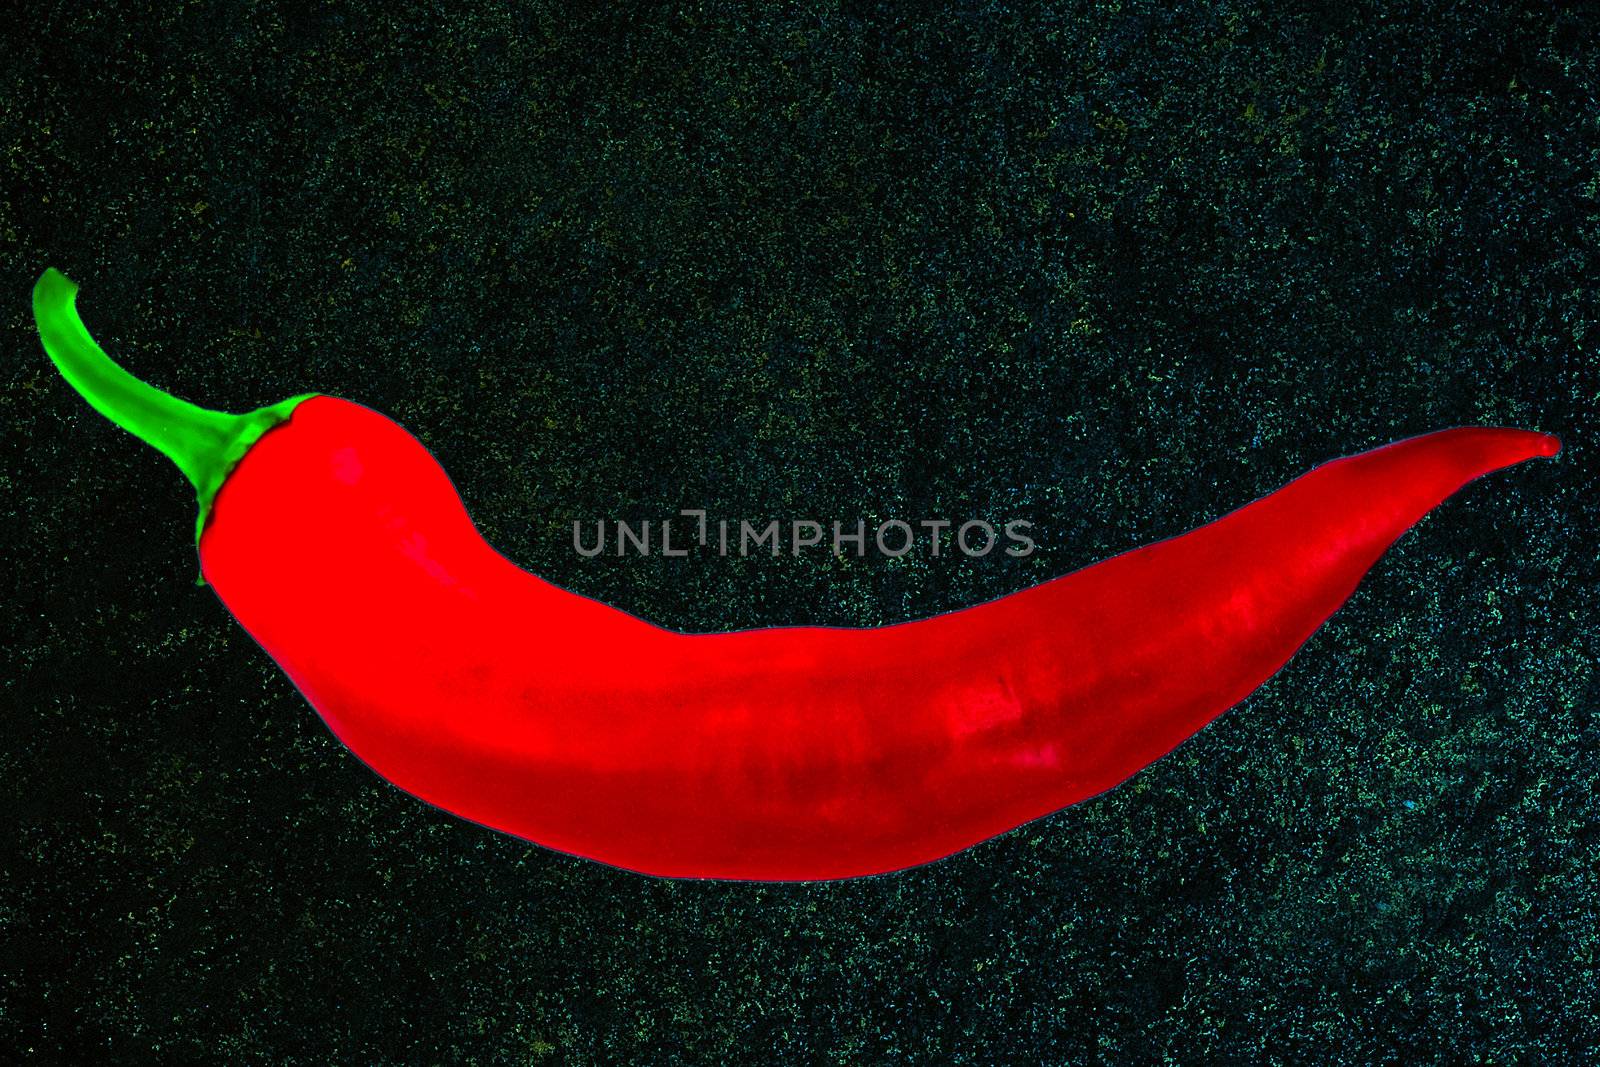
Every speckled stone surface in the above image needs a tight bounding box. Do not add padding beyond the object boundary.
[2,2,1596,1062]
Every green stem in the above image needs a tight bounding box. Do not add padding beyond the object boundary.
[32,267,316,556]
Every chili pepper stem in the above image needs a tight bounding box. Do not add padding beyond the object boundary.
[32,268,316,573]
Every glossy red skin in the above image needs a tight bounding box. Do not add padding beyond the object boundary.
[199,398,1556,880]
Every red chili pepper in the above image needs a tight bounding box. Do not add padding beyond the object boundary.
[35,269,1560,880]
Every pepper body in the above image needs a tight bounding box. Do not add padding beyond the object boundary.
[199,397,1557,879]
[34,269,1558,881]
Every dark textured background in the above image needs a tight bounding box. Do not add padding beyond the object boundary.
[3,1,1597,1062]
